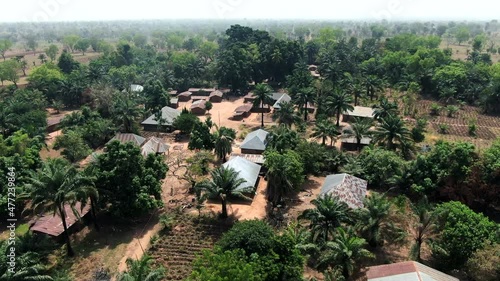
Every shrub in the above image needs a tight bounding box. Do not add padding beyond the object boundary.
[430,103,442,116]
[468,119,477,137]
[466,241,500,281]
[438,124,449,134]
[217,220,275,256]
[446,105,459,117]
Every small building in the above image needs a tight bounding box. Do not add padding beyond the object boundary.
[272,93,292,110]
[232,104,253,119]
[141,137,170,156]
[244,92,256,103]
[201,88,216,95]
[178,91,192,102]
[340,137,372,151]
[229,153,265,165]
[107,133,146,147]
[366,261,459,281]
[46,116,64,133]
[222,156,261,195]
[251,101,271,113]
[170,97,179,109]
[169,90,178,96]
[30,202,90,237]
[130,84,144,93]
[209,90,223,103]
[191,100,207,115]
[342,106,375,122]
[320,173,367,209]
[142,106,181,132]
[240,129,269,154]
[188,88,201,94]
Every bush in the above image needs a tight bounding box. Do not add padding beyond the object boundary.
[468,119,477,137]
[217,220,275,256]
[438,124,449,134]
[430,103,442,116]
[466,241,500,281]
[411,118,427,143]
[446,105,459,117]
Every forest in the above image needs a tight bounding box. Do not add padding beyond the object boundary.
[0,19,499,281]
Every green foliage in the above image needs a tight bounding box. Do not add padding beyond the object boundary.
[264,150,304,206]
[411,118,427,143]
[446,105,459,117]
[189,120,214,151]
[143,79,170,113]
[0,39,13,60]
[266,125,300,152]
[373,115,412,151]
[355,147,406,189]
[355,193,393,248]
[0,59,20,85]
[294,141,335,175]
[53,130,92,163]
[205,101,213,112]
[433,201,499,270]
[75,38,90,55]
[117,255,165,281]
[455,26,470,45]
[57,50,80,74]
[218,220,275,256]
[466,241,500,281]
[173,110,199,134]
[213,127,235,161]
[45,44,59,61]
[28,63,65,101]
[91,141,167,217]
[0,88,47,137]
[468,119,477,137]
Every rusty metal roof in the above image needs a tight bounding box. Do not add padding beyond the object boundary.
[30,202,90,237]
[367,261,459,281]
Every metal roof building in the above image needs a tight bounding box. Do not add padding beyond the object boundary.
[107,133,146,147]
[30,202,90,237]
[240,129,269,154]
[343,106,375,121]
[320,173,368,209]
[366,261,459,281]
[222,156,261,193]
[141,137,170,156]
[272,93,292,109]
[141,106,181,128]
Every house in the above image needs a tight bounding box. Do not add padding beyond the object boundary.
[141,137,170,157]
[340,137,372,151]
[222,156,261,194]
[107,133,170,156]
[240,129,269,154]
[229,153,265,165]
[30,202,90,237]
[366,261,459,281]
[342,106,375,122]
[232,104,253,119]
[188,88,201,94]
[191,100,207,115]
[178,91,192,102]
[107,133,146,147]
[201,88,216,95]
[209,90,223,103]
[46,115,64,133]
[130,84,144,93]
[170,97,179,109]
[244,92,256,103]
[141,106,181,132]
[272,93,292,110]
[320,173,368,209]
[169,90,178,96]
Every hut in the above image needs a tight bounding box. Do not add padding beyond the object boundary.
[342,106,375,122]
[191,100,207,115]
[178,91,192,102]
[340,137,372,151]
[141,106,181,132]
[319,174,367,209]
[240,129,269,154]
[232,104,253,119]
[209,90,223,103]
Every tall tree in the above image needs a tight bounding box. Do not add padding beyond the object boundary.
[25,158,96,257]
[343,117,372,150]
[356,193,392,248]
[252,83,273,127]
[45,44,59,62]
[408,197,438,262]
[57,50,80,74]
[311,120,331,146]
[293,88,315,121]
[264,150,304,207]
[372,97,399,120]
[373,115,412,150]
[118,255,165,281]
[197,166,251,218]
[111,94,142,133]
[299,194,353,243]
[213,127,235,162]
[0,39,13,61]
[273,102,299,127]
[326,89,354,126]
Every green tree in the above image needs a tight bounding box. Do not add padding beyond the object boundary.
[111,94,142,133]
[196,166,251,218]
[53,131,92,163]
[63,35,80,52]
[408,198,438,262]
[411,118,427,143]
[317,227,374,278]
[433,201,498,270]
[455,26,470,45]
[45,44,59,62]
[342,117,372,150]
[356,193,392,248]
[75,38,90,55]
[205,101,213,113]
[253,84,273,127]
[311,120,331,146]
[57,50,80,74]
[299,194,353,243]
[355,147,406,189]
[0,59,20,86]
[326,89,354,127]
[293,89,315,121]
[25,158,96,257]
[143,79,170,113]
[273,102,299,127]
[264,150,304,207]
[466,241,500,281]
[173,110,199,134]
[189,120,214,151]
[25,34,38,55]
[28,63,65,101]
[266,125,300,152]
[372,97,399,120]
[117,255,165,281]
[213,127,235,162]
[0,39,13,61]
[218,220,275,256]
[373,115,412,150]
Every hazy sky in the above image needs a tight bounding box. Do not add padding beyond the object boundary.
[2,0,499,22]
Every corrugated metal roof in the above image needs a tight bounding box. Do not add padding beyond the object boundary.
[345,106,375,118]
[234,104,253,113]
[108,133,146,147]
[30,202,90,237]
[229,153,265,164]
[222,157,261,192]
[320,173,367,209]
[141,106,181,126]
[241,129,269,151]
[141,137,170,156]
[273,94,292,109]
[341,137,372,145]
[191,100,206,109]
[130,84,144,92]
[178,91,192,97]
[367,262,459,281]
[209,90,223,97]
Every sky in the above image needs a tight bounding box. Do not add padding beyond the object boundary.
[1,0,499,22]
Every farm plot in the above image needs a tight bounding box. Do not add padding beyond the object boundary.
[149,215,232,281]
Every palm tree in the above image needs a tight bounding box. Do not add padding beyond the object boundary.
[213,130,233,162]
[342,72,364,106]
[196,166,251,218]
[112,93,142,133]
[326,89,354,126]
[299,194,353,243]
[363,75,384,101]
[25,158,97,257]
[311,120,330,146]
[372,97,399,120]
[118,255,165,281]
[373,115,412,150]
[409,197,438,262]
[318,227,374,279]
[343,117,372,150]
[252,83,273,127]
[0,264,53,281]
[326,123,340,147]
[293,89,315,121]
[356,193,392,248]
[273,102,299,127]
